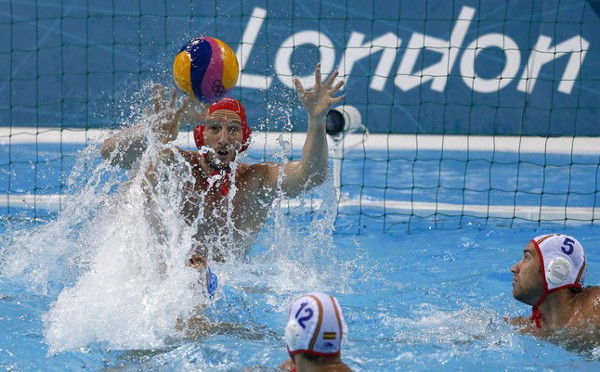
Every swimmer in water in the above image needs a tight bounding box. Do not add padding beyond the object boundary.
[510,234,600,352]
[280,292,351,372]
[101,64,344,292]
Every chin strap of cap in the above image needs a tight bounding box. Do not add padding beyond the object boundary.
[200,154,231,196]
[529,237,550,328]
[531,287,554,328]
[205,168,231,196]
[530,305,544,328]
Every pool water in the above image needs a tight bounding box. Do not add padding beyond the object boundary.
[1,141,600,370]
[1,215,600,370]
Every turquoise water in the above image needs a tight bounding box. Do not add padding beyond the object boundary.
[2,217,600,370]
[1,142,600,370]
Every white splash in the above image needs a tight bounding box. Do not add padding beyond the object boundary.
[42,140,207,354]
[0,88,342,355]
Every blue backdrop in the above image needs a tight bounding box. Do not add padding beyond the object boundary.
[1,0,599,136]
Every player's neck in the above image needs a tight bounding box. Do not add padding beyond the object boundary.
[294,356,350,372]
[538,289,578,327]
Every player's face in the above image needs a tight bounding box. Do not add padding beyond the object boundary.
[511,242,545,305]
[203,110,244,168]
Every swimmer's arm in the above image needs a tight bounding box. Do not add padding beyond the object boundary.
[507,316,530,327]
[268,64,344,196]
[101,85,197,169]
[275,111,329,196]
[507,316,546,337]
[101,123,150,169]
[580,287,600,328]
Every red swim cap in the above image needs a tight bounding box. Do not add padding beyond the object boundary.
[193,97,252,152]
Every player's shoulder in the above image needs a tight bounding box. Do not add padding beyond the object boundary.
[236,162,281,191]
[579,286,600,305]
[242,161,278,175]
[569,286,600,327]
[571,286,600,319]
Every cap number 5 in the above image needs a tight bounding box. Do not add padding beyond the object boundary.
[561,237,575,255]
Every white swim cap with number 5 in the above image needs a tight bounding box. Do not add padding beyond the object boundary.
[531,234,587,291]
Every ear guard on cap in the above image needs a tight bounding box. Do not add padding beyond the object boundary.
[529,234,587,328]
[284,318,306,352]
[532,234,587,291]
[284,292,346,357]
[545,256,573,286]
